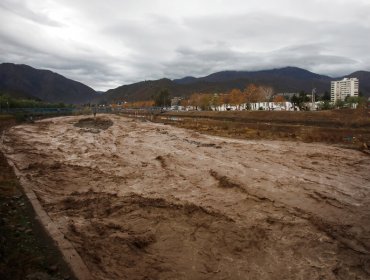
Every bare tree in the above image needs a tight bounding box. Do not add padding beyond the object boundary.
[259,86,274,101]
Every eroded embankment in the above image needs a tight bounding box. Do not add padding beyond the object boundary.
[1,115,370,280]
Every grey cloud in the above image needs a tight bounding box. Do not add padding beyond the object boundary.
[0,33,126,90]
[0,0,369,90]
[0,0,61,27]
[163,43,361,79]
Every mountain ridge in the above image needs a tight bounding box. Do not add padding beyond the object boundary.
[103,66,370,103]
[174,67,334,84]
[0,63,97,104]
[1,63,369,104]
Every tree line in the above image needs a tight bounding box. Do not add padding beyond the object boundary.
[0,93,69,110]
[116,85,368,110]
[181,84,275,110]
[120,85,274,110]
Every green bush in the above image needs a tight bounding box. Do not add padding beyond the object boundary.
[0,93,71,109]
[13,113,27,122]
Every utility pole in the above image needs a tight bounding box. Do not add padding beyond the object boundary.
[311,88,316,111]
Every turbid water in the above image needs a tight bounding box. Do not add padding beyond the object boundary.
[2,115,370,280]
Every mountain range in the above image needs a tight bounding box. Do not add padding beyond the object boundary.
[0,63,96,104]
[1,63,369,104]
[103,67,370,103]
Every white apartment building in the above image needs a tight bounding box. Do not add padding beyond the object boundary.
[331,77,359,102]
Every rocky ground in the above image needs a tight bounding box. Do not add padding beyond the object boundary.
[1,114,370,280]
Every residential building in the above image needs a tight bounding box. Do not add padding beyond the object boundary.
[170,97,182,107]
[211,102,296,111]
[275,92,299,100]
[331,78,359,102]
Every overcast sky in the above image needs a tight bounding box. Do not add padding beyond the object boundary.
[1,0,369,90]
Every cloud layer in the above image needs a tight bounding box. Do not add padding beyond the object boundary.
[1,0,369,90]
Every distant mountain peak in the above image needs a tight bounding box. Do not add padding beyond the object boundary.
[173,76,197,85]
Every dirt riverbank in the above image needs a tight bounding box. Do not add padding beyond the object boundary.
[0,115,74,280]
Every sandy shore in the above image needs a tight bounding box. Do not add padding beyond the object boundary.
[2,115,370,279]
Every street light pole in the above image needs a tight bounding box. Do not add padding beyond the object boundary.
[312,88,316,110]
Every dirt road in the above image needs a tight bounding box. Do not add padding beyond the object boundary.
[2,115,370,279]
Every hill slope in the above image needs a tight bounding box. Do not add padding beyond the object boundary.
[174,67,330,84]
[102,67,370,103]
[100,78,248,103]
[173,67,334,94]
[0,63,96,104]
[1,63,368,104]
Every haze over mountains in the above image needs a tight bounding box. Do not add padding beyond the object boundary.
[1,63,369,104]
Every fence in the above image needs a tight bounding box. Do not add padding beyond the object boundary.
[0,107,113,115]
[0,107,75,115]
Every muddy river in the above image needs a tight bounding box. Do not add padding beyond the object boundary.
[2,115,370,279]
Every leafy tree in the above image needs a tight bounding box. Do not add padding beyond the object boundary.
[244,84,261,103]
[273,95,286,103]
[357,96,368,108]
[123,100,154,108]
[154,89,171,107]
[345,96,358,104]
[221,93,231,106]
[291,94,299,107]
[0,94,69,109]
[180,98,189,108]
[199,94,212,110]
[299,91,310,103]
[189,93,202,110]
[319,100,333,110]
[322,91,331,101]
[345,96,367,109]
[335,99,345,108]
[229,89,244,109]
[211,94,223,109]
[186,93,214,110]
[244,84,274,103]
[291,91,309,109]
